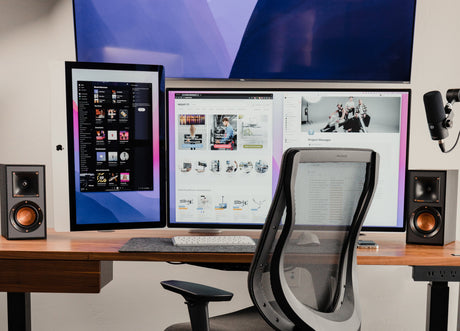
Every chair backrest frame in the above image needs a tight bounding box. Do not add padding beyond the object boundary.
[248,148,378,331]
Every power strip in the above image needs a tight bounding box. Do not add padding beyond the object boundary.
[412,266,460,282]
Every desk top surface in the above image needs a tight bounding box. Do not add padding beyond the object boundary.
[0,229,459,266]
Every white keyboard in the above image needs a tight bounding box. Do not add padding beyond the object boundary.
[172,235,256,247]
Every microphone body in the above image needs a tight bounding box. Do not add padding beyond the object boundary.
[423,90,449,140]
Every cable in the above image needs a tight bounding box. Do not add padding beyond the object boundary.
[440,129,460,153]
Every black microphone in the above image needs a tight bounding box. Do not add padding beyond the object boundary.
[423,90,448,152]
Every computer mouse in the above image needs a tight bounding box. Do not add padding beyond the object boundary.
[296,231,320,246]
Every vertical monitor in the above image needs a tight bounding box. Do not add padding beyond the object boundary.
[167,88,410,231]
[66,62,166,230]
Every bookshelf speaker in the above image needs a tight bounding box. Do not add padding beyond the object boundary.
[0,165,46,239]
[406,170,457,245]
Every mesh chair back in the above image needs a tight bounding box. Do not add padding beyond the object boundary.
[248,148,378,331]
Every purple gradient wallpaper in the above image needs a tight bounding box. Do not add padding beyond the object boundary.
[74,0,416,81]
[397,93,410,228]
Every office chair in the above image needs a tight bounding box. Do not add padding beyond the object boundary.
[161,147,378,331]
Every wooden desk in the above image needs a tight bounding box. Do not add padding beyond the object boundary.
[3,230,460,265]
[1,230,459,330]
[358,232,460,266]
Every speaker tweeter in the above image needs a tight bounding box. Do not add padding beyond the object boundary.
[0,165,46,239]
[406,170,458,245]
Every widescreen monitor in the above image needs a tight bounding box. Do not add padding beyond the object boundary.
[73,0,416,82]
[65,61,166,230]
[167,88,410,231]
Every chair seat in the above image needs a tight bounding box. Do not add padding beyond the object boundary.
[165,306,273,331]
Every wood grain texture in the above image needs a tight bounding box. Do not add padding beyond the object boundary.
[0,229,257,263]
[357,232,460,266]
[0,230,459,266]
[0,260,113,293]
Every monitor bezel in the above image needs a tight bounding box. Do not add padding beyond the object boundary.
[166,87,411,232]
[66,61,167,231]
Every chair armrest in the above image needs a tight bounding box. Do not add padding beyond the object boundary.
[161,280,233,303]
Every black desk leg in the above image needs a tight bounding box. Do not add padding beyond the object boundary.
[7,292,31,331]
[426,282,448,331]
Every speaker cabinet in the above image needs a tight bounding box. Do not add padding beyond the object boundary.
[406,170,458,245]
[0,165,46,239]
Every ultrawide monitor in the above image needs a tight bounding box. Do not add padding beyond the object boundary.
[167,88,410,231]
[73,0,416,82]
[65,61,166,230]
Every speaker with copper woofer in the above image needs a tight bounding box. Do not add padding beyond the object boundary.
[406,170,458,245]
[0,165,46,239]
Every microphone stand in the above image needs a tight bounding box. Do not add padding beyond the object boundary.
[427,88,460,153]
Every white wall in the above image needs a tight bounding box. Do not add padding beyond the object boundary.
[1,0,460,330]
